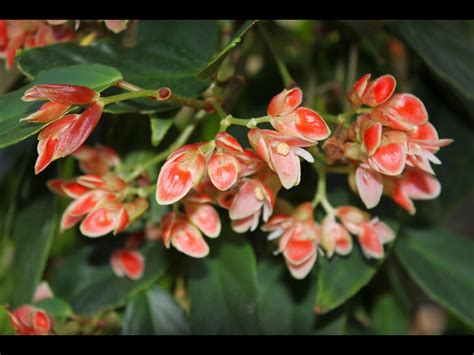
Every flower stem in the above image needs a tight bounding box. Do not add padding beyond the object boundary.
[260,22,296,89]
[103,81,208,111]
[311,162,335,214]
[100,90,157,105]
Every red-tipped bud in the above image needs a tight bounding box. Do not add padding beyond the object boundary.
[267,87,303,117]
[22,84,99,105]
[110,249,145,280]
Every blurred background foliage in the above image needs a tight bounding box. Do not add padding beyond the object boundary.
[0,20,473,335]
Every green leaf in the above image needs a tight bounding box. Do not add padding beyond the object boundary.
[51,242,167,316]
[35,298,73,327]
[396,227,474,328]
[188,232,260,335]
[16,21,220,114]
[122,285,190,335]
[0,64,122,148]
[0,306,15,335]
[150,116,173,147]
[313,309,348,335]
[199,20,258,79]
[258,258,317,335]
[370,294,409,335]
[314,221,398,314]
[388,20,474,118]
[7,198,56,307]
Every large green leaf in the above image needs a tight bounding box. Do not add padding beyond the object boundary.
[314,221,398,314]
[199,20,258,79]
[188,233,260,335]
[16,21,220,114]
[370,294,409,335]
[258,259,317,335]
[388,20,474,119]
[7,198,56,308]
[0,64,122,148]
[51,242,167,316]
[0,306,15,335]
[396,228,474,328]
[122,285,190,335]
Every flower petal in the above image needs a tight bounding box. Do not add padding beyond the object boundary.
[400,168,441,200]
[335,206,370,235]
[373,221,395,244]
[390,180,416,215]
[111,249,145,280]
[355,166,383,209]
[62,181,90,198]
[229,179,264,220]
[347,73,371,106]
[321,214,350,258]
[60,212,82,231]
[361,74,396,106]
[267,87,302,117]
[207,152,240,191]
[21,101,70,123]
[283,237,316,265]
[286,251,317,280]
[269,146,301,189]
[34,136,57,174]
[361,121,382,156]
[31,310,51,335]
[358,222,384,259]
[371,93,428,130]
[80,207,115,237]
[294,107,331,141]
[215,131,243,153]
[113,207,130,235]
[156,161,194,205]
[171,221,209,258]
[369,143,406,176]
[54,102,103,159]
[232,213,260,233]
[22,84,98,105]
[185,202,221,238]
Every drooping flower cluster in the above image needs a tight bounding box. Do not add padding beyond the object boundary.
[21,84,104,174]
[343,74,453,214]
[6,282,55,335]
[322,206,394,260]
[262,203,320,279]
[0,20,75,69]
[48,145,148,238]
[261,202,395,279]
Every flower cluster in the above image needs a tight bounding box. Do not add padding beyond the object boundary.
[21,84,104,174]
[262,203,319,279]
[6,282,55,335]
[0,20,75,69]
[260,202,394,279]
[26,73,451,282]
[342,74,453,214]
[48,145,149,238]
